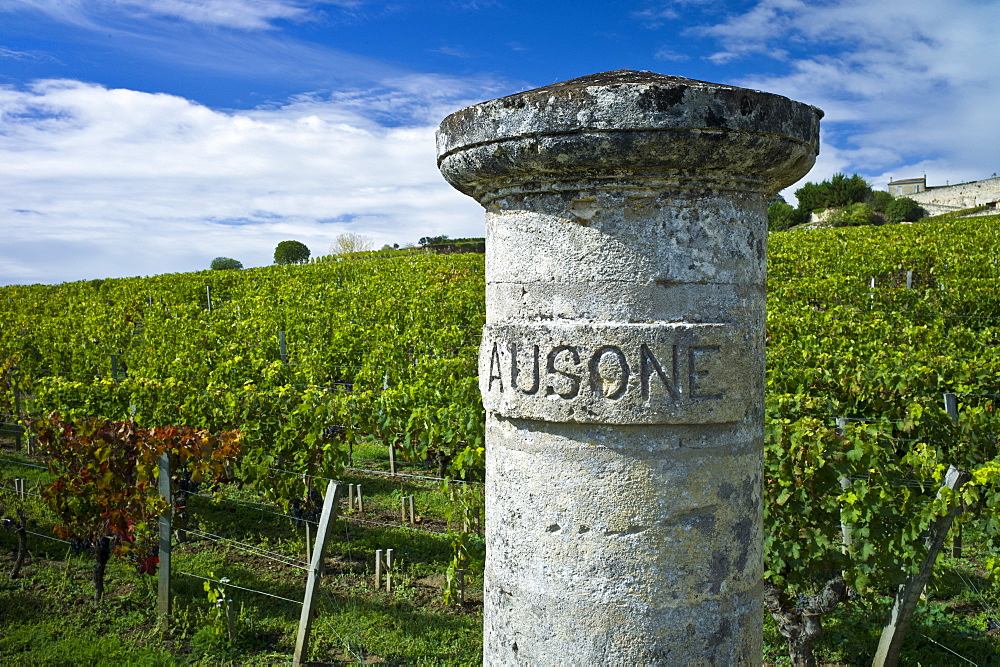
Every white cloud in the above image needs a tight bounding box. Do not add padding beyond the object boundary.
[694,0,1000,191]
[0,45,59,62]
[118,0,310,29]
[653,47,689,62]
[631,7,679,28]
[0,0,360,30]
[430,45,472,58]
[0,78,496,284]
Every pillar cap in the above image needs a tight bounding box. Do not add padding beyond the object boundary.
[437,70,822,203]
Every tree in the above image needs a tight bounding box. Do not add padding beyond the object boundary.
[795,173,873,212]
[331,233,374,255]
[419,235,450,247]
[273,240,310,265]
[768,201,808,232]
[210,257,243,270]
[884,197,926,223]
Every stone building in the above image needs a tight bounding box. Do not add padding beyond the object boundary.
[887,177,926,196]
[888,174,1000,216]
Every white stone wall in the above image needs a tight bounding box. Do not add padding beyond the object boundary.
[909,176,1000,213]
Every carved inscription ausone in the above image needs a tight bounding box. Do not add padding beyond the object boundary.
[479,322,753,424]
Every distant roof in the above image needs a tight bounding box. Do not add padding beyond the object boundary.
[888,177,926,184]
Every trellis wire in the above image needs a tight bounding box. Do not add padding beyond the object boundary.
[317,592,367,665]
[0,485,41,498]
[183,527,309,570]
[842,476,937,490]
[176,570,303,605]
[915,632,977,666]
[186,489,319,526]
[0,458,467,528]
[353,455,436,468]
[25,529,71,544]
[952,567,1000,624]
[263,465,337,483]
[344,515,443,536]
[343,466,482,485]
[952,546,1000,560]
[253,455,476,487]
[834,417,906,425]
[0,457,48,469]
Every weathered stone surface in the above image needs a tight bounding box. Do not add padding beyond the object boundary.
[480,322,756,424]
[436,69,820,665]
[437,70,821,206]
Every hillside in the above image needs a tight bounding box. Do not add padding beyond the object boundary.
[2,215,1000,664]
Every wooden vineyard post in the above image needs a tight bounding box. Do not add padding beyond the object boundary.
[835,418,854,552]
[304,520,312,564]
[943,393,963,558]
[385,549,394,592]
[279,331,288,364]
[10,479,28,578]
[11,366,23,451]
[374,549,395,592]
[943,392,958,425]
[293,480,342,667]
[872,465,972,667]
[303,477,313,564]
[389,442,396,475]
[347,483,363,512]
[400,496,415,525]
[157,453,172,621]
[905,270,913,290]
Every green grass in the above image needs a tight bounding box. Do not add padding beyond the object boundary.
[0,440,483,665]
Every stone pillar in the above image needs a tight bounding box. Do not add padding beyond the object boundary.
[436,70,821,665]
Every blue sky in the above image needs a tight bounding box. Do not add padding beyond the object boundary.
[2,0,998,285]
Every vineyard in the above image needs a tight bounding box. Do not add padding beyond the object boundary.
[3,217,1000,663]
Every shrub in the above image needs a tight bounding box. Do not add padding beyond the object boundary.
[828,202,876,227]
[884,197,926,223]
[869,190,894,213]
